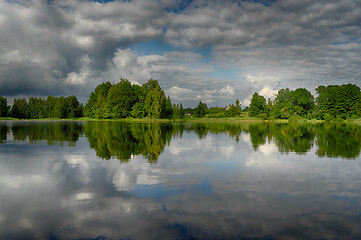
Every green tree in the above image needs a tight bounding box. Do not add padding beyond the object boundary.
[289,88,315,117]
[45,96,57,118]
[143,79,166,118]
[273,88,291,119]
[179,103,185,119]
[54,96,67,119]
[194,101,207,118]
[0,96,8,117]
[105,79,135,118]
[84,82,112,118]
[131,102,146,118]
[249,92,267,118]
[162,96,173,119]
[66,96,82,118]
[315,84,360,119]
[11,98,28,119]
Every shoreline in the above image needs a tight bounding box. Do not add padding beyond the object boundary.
[1,117,360,124]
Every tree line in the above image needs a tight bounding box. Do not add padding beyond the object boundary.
[0,96,82,119]
[248,84,361,120]
[0,81,360,120]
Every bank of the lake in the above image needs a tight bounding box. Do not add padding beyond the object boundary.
[2,116,361,124]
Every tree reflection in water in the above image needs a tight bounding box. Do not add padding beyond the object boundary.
[1,121,361,159]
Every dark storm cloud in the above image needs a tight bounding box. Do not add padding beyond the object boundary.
[0,0,168,98]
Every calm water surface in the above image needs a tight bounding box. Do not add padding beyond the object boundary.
[1,121,361,239]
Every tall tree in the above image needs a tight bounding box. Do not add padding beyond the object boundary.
[143,79,166,118]
[105,79,136,118]
[84,82,112,118]
[0,96,8,117]
[11,99,28,119]
[194,101,207,118]
[162,96,173,119]
[249,92,267,118]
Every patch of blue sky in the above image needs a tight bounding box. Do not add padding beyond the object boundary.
[164,0,194,13]
[331,37,360,45]
[208,67,240,81]
[134,40,211,61]
[134,40,183,55]
[241,0,276,7]
[91,0,117,3]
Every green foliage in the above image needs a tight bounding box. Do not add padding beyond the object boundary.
[273,88,314,119]
[11,98,28,119]
[249,92,267,117]
[316,84,360,119]
[208,107,225,118]
[10,96,82,119]
[172,103,185,119]
[144,79,166,118]
[162,96,173,119]
[131,102,146,118]
[84,82,112,118]
[82,79,176,120]
[105,79,136,118]
[257,113,268,120]
[194,101,207,118]
[225,99,242,117]
[0,96,8,117]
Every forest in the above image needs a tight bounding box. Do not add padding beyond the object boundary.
[0,80,360,121]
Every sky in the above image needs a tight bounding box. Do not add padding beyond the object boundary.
[0,0,360,107]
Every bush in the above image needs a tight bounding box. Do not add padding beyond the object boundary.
[257,113,268,120]
[323,113,333,121]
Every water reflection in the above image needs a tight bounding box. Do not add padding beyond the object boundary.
[1,121,361,239]
[1,121,361,159]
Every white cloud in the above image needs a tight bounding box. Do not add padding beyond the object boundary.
[259,86,278,99]
[219,85,235,95]
[64,55,93,85]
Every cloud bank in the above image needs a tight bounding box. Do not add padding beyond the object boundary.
[0,0,360,106]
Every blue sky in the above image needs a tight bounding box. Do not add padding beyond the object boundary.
[0,0,360,107]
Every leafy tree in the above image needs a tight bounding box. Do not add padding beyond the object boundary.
[45,96,57,118]
[54,96,67,119]
[11,98,28,119]
[273,88,291,119]
[267,98,274,118]
[225,100,242,117]
[84,82,112,118]
[0,96,8,117]
[315,84,360,119]
[28,97,47,119]
[249,92,267,118]
[162,96,173,119]
[143,79,166,118]
[273,88,314,119]
[194,101,207,118]
[105,79,136,118]
[66,96,82,118]
[172,103,185,119]
[289,88,315,117]
[131,102,146,118]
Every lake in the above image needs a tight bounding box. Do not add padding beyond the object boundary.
[1,121,361,239]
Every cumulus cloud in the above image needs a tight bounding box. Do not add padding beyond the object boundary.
[219,85,235,96]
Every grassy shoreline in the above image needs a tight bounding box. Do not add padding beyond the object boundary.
[1,116,360,124]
